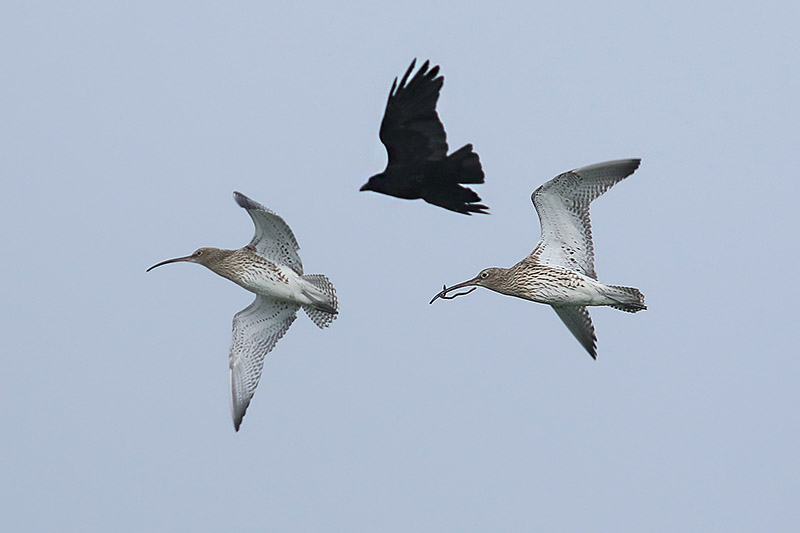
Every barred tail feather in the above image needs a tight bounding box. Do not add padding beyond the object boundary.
[302,274,338,328]
[605,285,646,313]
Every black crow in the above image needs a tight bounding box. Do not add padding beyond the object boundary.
[360,59,488,215]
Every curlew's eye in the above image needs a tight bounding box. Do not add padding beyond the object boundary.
[480,271,488,279]
[195,250,203,256]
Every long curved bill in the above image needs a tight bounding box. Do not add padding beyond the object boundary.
[146,255,195,272]
[429,279,479,304]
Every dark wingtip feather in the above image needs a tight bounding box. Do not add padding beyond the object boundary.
[233,191,258,210]
[398,59,417,90]
[461,204,490,215]
[233,191,249,207]
[586,337,598,359]
[625,158,642,176]
[232,399,250,432]
[441,200,490,215]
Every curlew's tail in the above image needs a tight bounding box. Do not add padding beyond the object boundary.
[603,285,647,313]
[446,144,484,185]
[301,274,338,328]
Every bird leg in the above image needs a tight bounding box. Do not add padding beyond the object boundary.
[429,284,477,304]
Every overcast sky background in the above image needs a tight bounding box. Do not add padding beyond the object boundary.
[2,1,798,531]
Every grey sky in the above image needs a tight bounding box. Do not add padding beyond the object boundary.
[2,1,798,531]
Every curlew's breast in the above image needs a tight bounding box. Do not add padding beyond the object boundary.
[505,264,605,305]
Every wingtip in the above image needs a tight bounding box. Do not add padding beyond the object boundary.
[619,158,641,173]
[232,405,247,432]
[460,206,490,216]
[585,340,598,359]
[233,191,260,211]
[620,158,642,178]
[398,59,417,89]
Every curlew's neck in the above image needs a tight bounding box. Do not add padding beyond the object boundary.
[482,267,514,294]
[197,248,243,281]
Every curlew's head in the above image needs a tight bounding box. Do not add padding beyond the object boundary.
[429,267,507,304]
[147,247,227,272]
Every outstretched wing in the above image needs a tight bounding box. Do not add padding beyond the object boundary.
[229,295,299,431]
[552,306,597,359]
[234,191,303,275]
[527,159,641,279]
[379,59,448,165]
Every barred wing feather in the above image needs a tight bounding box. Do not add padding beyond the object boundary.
[528,159,641,279]
[234,191,303,275]
[229,295,299,431]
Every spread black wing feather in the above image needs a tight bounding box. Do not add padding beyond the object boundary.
[379,59,448,165]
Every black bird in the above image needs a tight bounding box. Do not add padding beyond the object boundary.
[360,59,488,215]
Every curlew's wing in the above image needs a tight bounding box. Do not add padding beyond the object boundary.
[234,191,303,275]
[379,59,448,166]
[552,306,597,359]
[527,159,641,279]
[229,295,299,431]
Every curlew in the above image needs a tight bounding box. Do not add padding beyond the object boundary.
[431,159,646,358]
[148,192,337,430]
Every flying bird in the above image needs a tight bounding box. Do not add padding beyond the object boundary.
[148,192,338,430]
[360,59,488,214]
[430,159,646,358]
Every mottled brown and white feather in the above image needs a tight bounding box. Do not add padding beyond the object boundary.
[148,192,337,431]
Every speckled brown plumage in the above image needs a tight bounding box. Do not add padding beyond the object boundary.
[147,192,337,431]
[431,159,646,358]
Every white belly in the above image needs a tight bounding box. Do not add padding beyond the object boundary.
[523,272,615,307]
[235,264,314,305]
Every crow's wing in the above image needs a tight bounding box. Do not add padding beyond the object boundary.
[379,59,448,166]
